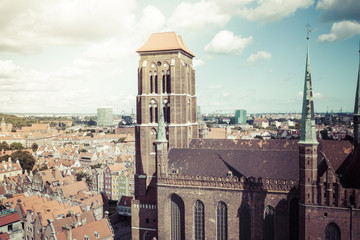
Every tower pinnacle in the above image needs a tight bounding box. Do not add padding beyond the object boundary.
[299,26,318,145]
[354,40,360,147]
[155,94,167,143]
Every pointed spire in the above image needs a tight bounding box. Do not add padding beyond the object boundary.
[155,94,167,143]
[299,26,318,145]
[354,41,360,115]
[353,40,360,147]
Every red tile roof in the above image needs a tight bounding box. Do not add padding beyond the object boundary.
[137,32,194,57]
[0,212,20,226]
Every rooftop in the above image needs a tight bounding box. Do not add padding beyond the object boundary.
[137,32,194,57]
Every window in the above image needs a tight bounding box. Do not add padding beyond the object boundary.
[239,204,251,240]
[149,71,153,93]
[166,70,171,93]
[154,71,158,93]
[325,222,340,240]
[162,71,166,93]
[143,232,151,240]
[216,201,227,240]
[171,194,185,240]
[289,198,299,240]
[149,99,158,123]
[264,206,275,240]
[194,200,204,240]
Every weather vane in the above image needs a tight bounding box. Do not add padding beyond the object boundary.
[306,24,311,40]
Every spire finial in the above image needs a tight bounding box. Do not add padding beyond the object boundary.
[306,24,311,40]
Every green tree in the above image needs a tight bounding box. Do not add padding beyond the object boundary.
[11,150,36,172]
[10,142,24,151]
[0,141,10,151]
[31,143,39,152]
[75,172,92,187]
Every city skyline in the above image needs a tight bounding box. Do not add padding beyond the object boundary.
[0,0,359,114]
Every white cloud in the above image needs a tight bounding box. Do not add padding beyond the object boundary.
[208,84,222,89]
[169,0,230,31]
[318,20,360,42]
[297,91,322,100]
[205,30,253,55]
[246,51,271,64]
[193,59,205,69]
[238,0,314,22]
[0,0,136,53]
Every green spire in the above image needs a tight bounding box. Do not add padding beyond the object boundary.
[355,41,360,115]
[299,28,318,145]
[354,41,360,147]
[155,94,167,143]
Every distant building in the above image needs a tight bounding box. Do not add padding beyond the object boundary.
[235,109,247,124]
[97,107,113,127]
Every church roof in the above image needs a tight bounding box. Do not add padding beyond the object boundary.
[168,139,352,181]
[137,32,194,57]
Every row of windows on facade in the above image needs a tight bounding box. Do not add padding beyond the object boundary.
[168,195,341,240]
[149,71,171,94]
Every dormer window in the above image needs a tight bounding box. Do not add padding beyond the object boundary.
[94,232,99,239]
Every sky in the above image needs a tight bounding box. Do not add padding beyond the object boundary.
[0,0,360,115]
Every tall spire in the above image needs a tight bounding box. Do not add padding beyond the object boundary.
[299,25,318,145]
[354,40,360,147]
[155,95,167,143]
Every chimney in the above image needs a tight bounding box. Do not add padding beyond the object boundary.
[81,217,86,226]
[75,213,81,225]
[63,225,72,240]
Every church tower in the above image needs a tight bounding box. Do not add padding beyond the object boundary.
[354,44,360,147]
[132,32,198,240]
[298,28,319,240]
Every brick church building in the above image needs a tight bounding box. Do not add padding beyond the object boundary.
[131,32,360,240]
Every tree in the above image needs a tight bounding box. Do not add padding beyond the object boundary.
[31,143,39,152]
[0,141,10,151]
[75,172,92,187]
[11,150,36,172]
[10,142,24,151]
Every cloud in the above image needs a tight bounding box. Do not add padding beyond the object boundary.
[205,30,253,55]
[238,0,314,22]
[193,59,205,69]
[318,20,360,42]
[297,91,322,100]
[316,0,360,22]
[246,51,271,64]
[169,0,230,31]
[0,0,136,53]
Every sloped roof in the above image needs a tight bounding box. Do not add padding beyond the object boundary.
[71,218,113,240]
[168,148,299,179]
[137,32,194,57]
[0,212,20,226]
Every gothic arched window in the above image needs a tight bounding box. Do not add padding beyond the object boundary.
[154,71,158,94]
[143,231,151,240]
[216,201,227,240]
[149,71,153,94]
[163,98,170,123]
[289,198,299,240]
[194,200,204,240]
[264,206,275,240]
[239,204,251,240]
[171,194,185,240]
[325,222,340,240]
[166,70,171,93]
[149,99,157,123]
[162,70,166,94]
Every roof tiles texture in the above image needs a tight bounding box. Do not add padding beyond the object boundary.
[137,32,194,57]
